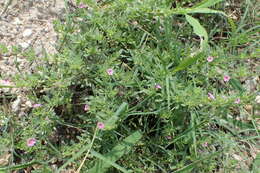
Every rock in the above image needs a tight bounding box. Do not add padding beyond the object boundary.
[0,152,11,166]
[19,42,30,49]
[34,44,44,56]
[25,100,33,107]
[13,18,22,25]
[255,95,260,104]
[22,29,33,37]
[244,77,258,92]
[12,97,22,113]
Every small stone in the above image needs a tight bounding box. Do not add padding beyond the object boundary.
[255,96,260,104]
[12,97,22,113]
[244,78,257,92]
[13,18,22,25]
[244,105,253,113]
[19,42,30,49]
[25,100,32,107]
[22,29,33,37]
[34,45,44,56]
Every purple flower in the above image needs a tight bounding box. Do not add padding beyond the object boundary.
[27,138,36,147]
[234,98,240,104]
[166,136,172,140]
[78,3,87,9]
[1,79,11,85]
[207,56,214,62]
[202,142,208,147]
[84,104,90,111]
[155,84,162,89]
[32,103,42,108]
[223,75,230,82]
[97,122,105,129]
[106,68,114,76]
[208,92,215,100]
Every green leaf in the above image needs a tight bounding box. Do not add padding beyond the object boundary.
[104,102,128,130]
[252,153,260,173]
[57,143,91,172]
[164,7,226,16]
[185,15,208,50]
[195,0,224,8]
[186,8,227,16]
[172,52,203,74]
[0,160,45,171]
[0,86,11,88]
[0,44,8,54]
[90,150,131,173]
[174,150,223,173]
[227,17,237,34]
[88,130,142,173]
[229,78,245,92]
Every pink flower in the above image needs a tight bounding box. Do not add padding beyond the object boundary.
[155,84,162,89]
[208,92,215,100]
[106,68,114,76]
[166,136,172,140]
[234,98,240,104]
[207,56,214,62]
[32,104,42,108]
[202,142,208,147]
[78,3,87,8]
[84,104,90,111]
[1,79,11,86]
[223,75,230,82]
[97,122,105,129]
[27,138,36,147]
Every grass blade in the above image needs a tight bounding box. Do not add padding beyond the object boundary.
[90,150,131,173]
[229,78,246,92]
[186,8,227,16]
[104,102,128,130]
[195,0,224,8]
[88,130,142,173]
[57,143,91,172]
[172,52,203,74]
[174,150,223,173]
[185,14,208,50]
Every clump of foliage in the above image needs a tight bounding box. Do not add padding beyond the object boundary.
[0,0,259,172]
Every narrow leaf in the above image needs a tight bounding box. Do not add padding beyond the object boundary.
[185,15,208,50]
[251,153,260,172]
[195,0,224,8]
[229,78,245,92]
[186,8,227,16]
[88,130,142,173]
[57,143,91,172]
[104,102,128,130]
[90,150,131,173]
[172,52,203,74]
[174,150,223,173]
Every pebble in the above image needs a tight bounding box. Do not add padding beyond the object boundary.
[255,96,260,104]
[13,18,22,25]
[12,97,22,113]
[34,44,44,56]
[19,42,30,49]
[22,28,33,37]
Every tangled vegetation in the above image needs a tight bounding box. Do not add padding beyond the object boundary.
[0,0,259,172]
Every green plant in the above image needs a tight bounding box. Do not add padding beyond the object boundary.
[0,0,259,172]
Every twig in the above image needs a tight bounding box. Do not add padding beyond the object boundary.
[75,126,98,173]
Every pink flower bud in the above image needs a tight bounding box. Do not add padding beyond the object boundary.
[223,75,230,82]
[106,68,114,76]
[97,122,105,129]
[27,138,36,147]
[208,92,215,100]
[207,56,214,62]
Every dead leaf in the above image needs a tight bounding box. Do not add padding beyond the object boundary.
[0,152,11,166]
